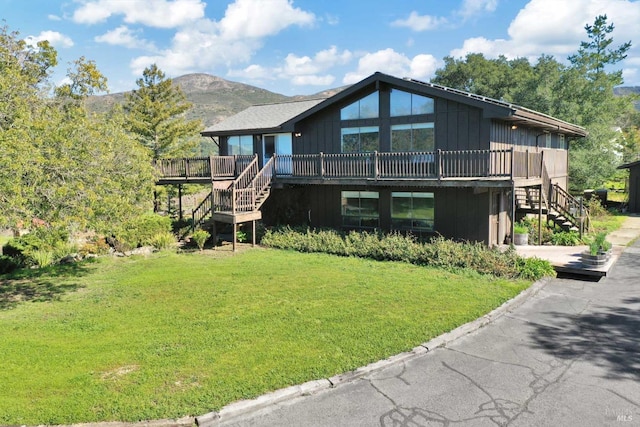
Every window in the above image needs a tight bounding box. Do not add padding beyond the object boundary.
[227,135,253,155]
[341,127,379,153]
[545,133,551,148]
[342,191,379,229]
[391,192,434,231]
[390,89,434,116]
[559,134,566,149]
[340,91,379,120]
[391,123,434,152]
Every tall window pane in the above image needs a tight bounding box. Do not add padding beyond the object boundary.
[228,135,254,155]
[391,124,412,152]
[391,123,434,152]
[390,89,434,117]
[342,191,379,229]
[390,90,412,117]
[391,192,434,231]
[412,94,434,115]
[341,127,379,153]
[341,91,379,120]
[413,123,434,151]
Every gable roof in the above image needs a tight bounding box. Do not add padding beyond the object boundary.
[202,99,325,136]
[202,72,588,138]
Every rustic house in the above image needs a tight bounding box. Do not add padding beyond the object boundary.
[155,72,589,249]
[617,159,640,213]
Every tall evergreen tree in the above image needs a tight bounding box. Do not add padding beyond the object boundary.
[124,64,202,159]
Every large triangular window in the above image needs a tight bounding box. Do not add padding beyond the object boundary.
[390,89,434,116]
[340,91,379,120]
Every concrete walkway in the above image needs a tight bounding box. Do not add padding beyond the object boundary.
[514,214,640,277]
[209,222,640,427]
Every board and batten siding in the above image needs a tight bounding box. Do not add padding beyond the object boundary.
[294,93,488,155]
[264,185,492,244]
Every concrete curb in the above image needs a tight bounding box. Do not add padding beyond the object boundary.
[195,277,551,426]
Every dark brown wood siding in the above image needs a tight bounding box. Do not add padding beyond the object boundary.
[295,85,487,155]
[629,164,640,213]
[263,185,492,244]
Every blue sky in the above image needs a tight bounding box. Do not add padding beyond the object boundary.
[3,0,640,95]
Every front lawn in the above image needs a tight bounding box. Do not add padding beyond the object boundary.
[0,249,529,424]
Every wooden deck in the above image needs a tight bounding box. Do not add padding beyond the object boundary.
[154,149,544,185]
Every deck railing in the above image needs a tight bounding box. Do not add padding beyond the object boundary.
[156,149,543,183]
[154,155,254,180]
[275,149,539,180]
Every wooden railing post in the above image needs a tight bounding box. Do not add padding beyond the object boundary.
[232,183,236,214]
[510,147,515,179]
[319,152,325,178]
[525,149,529,179]
[437,149,442,179]
[373,151,379,179]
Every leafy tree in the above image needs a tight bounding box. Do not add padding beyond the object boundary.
[431,15,636,191]
[124,64,202,159]
[0,24,154,233]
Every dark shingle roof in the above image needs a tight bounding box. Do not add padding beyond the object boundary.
[202,99,325,135]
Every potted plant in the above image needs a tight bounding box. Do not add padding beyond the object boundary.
[513,222,529,246]
[581,232,612,267]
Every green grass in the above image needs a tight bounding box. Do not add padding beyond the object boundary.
[0,249,529,425]
[589,211,627,235]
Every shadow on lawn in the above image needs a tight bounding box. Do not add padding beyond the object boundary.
[0,261,92,310]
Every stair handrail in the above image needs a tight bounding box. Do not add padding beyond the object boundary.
[191,190,213,230]
[551,184,590,236]
[540,156,551,213]
[252,156,275,199]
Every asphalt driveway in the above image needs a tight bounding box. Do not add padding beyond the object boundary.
[216,239,640,426]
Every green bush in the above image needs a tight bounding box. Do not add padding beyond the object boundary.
[30,250,55,268]
[0,255,19,274]
[2,227,71,267]
[191,229,210,251]
[150,232,176,251]
[79,236,111,256]
[261,227,548,280]
[550,231,581,246]
[111,214,172,251]
[517,257,556,280]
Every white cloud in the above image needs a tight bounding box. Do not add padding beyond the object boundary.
[456,0,499,20]
[24,31,74,48]
[95,26,156,50]
[128,0,317,81]
[47,14,62,21]
[343,48,439,84]
[228,64,272,80]
[450,0,640,63]
[72,0,206,28]
[391,11,448,31]
[291,75,335,86]
[218,0,315,40]
[283,46,352,75]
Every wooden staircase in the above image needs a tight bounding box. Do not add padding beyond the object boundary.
[515,164,590,235]
[190,155,275,232]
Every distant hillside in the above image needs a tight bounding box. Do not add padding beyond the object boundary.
[614,86,640,110]
[86,73,345,128]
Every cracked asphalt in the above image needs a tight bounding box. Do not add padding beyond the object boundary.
[217,239,640,427]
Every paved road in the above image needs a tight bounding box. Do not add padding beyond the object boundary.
[218,240,640,426]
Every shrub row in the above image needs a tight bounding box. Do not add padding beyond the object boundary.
[1,214,178,273]
[261,227,555,280]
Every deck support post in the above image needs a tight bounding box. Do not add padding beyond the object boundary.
[252,220,256,247]
[211,220,217,250]
[538,183,543,246]
[232,223,237,252]
[178,184,183,221]
[510,182,516,243]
